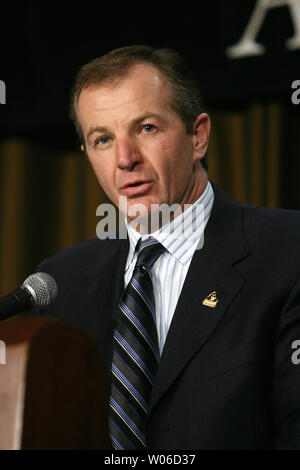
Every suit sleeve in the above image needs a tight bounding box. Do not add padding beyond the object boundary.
[272,276,300,449]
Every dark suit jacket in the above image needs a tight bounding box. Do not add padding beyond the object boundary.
[31,183,300,449]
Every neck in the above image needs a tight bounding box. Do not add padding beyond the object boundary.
[180,163,208,208]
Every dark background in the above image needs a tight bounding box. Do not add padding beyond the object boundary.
[0,0,299,295]
[1,1,299,124]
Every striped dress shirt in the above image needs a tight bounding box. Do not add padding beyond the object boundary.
[124,181,214,355]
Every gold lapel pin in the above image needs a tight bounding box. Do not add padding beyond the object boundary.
[202,291,219,308]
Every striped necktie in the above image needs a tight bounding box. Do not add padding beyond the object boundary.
[109,237,166,450]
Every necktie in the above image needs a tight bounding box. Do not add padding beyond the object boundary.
[109,237,166,450]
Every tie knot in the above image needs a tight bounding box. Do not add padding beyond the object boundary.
[135,238,166,269]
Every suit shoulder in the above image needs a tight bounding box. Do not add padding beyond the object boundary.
[242,203,300,238]
[36,237,118,274]
[212,183,300,243]
[241,204,300,272]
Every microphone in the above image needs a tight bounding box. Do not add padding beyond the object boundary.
[0,272,58,321]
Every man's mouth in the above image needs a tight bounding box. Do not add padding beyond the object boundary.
[120,180,153,197]
[127,182,143,187]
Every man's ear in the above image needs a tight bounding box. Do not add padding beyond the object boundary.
[80,144,89,160]
[192,113,211,162]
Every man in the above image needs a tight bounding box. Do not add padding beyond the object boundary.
[33,45,300,449]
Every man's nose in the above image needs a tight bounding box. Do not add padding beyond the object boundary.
[116,138,142,170]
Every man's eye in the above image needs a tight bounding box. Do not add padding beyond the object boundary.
[95,136,111,146]
[142,124,156,133]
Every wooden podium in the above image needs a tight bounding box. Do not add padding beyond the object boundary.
[0,317,112,449]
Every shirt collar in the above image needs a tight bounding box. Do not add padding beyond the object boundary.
[124,180,214,269]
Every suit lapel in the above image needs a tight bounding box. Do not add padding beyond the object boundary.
[149,184,251,411]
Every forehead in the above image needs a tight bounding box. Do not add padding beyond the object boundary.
[77,63,172,121]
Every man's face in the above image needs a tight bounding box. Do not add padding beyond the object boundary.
[77,63,209,226]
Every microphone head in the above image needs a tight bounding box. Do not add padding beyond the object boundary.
[22,272,58,308]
